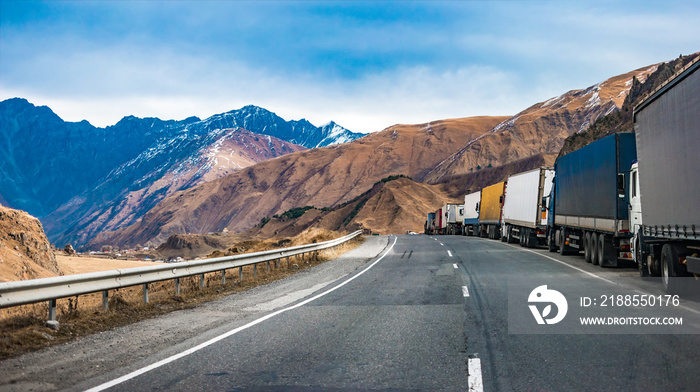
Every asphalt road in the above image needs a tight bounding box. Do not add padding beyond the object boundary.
[5,235,700,391]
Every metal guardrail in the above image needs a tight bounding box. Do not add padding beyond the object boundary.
[0,230,362,321]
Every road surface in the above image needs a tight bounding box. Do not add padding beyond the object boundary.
[3,235,700,391]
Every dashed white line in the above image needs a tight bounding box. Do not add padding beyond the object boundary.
[448,250,453,257]
[462,285,470,297]
[440,242,444,246]
[468,358,483,392]
[453,263,458,269]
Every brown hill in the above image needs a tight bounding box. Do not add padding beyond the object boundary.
[248,176,457,237]
[89,116,506,248]
[423,64,659,183]
[0,206,60,282]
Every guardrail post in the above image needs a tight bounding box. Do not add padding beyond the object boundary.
[143,284,149,304]
[254,263,257,279]
[221,269,226,285]
[102,290,109,311]
[175,278,181,296]
[200,273,205,289]
[239,266,243,281]
[266,260,270,272]
[48,299,57,321]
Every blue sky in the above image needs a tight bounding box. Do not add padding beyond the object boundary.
[1,1,698,133]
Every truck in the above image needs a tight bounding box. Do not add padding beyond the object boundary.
[425,212,436,234]
[443,203,465,235]
[463,191,481,236]
[478,181,506,239]
[547,133,637,266]
[631,58,700,293]
[501,167,555,247]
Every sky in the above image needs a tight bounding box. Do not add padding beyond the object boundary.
[1,1,698,134]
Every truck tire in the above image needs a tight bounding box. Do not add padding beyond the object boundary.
[548,231,557,252]
[559,229,571,256]
[636,239,649,278]
[507,226,514,243]
[597,234,616,267]
[661,244,684,294]
[584,232,592,263]
[525,229,534,248]
[591,233,600,265]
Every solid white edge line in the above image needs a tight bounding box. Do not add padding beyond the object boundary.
[86,236,399,392]
[511,244,617,285]
[462,285,470,297]
[468,358,483,392]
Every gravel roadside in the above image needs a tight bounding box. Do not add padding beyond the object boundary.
[0,235,391,392]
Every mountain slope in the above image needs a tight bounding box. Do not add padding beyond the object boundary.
[423,64,660,183]
[44,128,305,248]
[0,206,60,282]
[88,116,507,248]
[245,176,457,238]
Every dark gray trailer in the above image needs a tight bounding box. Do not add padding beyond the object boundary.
[631,58,700,293]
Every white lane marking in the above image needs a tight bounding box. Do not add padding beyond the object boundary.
[86,237,399,392]
[468,358,483,392]
[448,250,453,257]
[440,242,444,246]
[453,263,458,269]
[243,279,340,312]
[462,285,470,297]
[512,244,616,285]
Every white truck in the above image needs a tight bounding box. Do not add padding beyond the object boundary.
[443,203,465,235]
[631,58,700,294]
[462,191,481,236]
[501,167,554,247]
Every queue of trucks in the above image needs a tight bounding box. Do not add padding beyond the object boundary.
[424,58,699,293]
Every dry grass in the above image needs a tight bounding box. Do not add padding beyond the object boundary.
[0,235,364,360]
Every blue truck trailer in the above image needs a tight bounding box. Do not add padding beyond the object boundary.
[547,133,637,266]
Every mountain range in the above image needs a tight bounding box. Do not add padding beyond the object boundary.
[0,100,362,246]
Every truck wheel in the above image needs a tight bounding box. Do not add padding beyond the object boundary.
[591,233,600,265]
[636,239,649,278]
[548,231,557,252]
[584,232,592,263]
[525,229,534,248]
[524,229,530,248]
[661,244,684,294]
[506,227,513,243]
[598,234,616,267]
[558,229,570,256]
[597,234,606,267]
